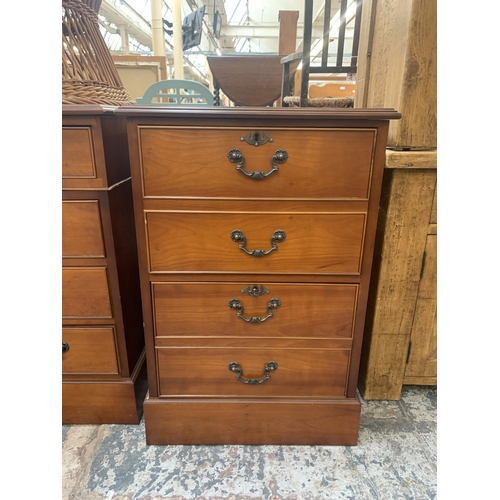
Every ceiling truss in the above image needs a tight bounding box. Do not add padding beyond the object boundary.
[97,1,357,81]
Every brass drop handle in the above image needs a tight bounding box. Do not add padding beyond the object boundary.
[228,297,281,323]
[62,342,70,353]
[227,148,288,179]
[228,361,278,384]
[230,229,286,257]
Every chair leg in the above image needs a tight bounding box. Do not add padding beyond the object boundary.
[213,80,221,106]
[300,0,314,107]
[281,63,291,107]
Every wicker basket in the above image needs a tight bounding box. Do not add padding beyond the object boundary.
[62,0,134,105]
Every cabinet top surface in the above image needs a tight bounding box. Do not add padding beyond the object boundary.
[62,104,401,122]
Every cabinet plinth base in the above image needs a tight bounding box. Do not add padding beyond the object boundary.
[143,396,361,445]
[62,361,148,425]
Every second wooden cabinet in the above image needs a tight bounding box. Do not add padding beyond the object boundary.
[62,106,147,424]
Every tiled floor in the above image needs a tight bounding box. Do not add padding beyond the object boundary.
[62,386,436,499]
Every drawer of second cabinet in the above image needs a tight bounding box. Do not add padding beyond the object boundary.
[152,283,358,339]
[139,127,375,200]
[62,201,105,258]
[146,212,366,275]
[62,268,113,318]
[62,126,98,180]
[156,347,350,398]
[62,327,119,375]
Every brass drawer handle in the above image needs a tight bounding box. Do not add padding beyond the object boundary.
[227,148,288,180]
[228,297,281,323]
[62,342,70,353]
[228,361,278,384]
[230,229,286,257]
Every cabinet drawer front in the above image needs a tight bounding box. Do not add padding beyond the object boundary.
[152,283,358,339]
[62,268,113,318]
[140,128,375,200]
[62,127,97,179]
[62,201,105,258]
[147,212,365,275]
[157,347,349,398]
[62,327,119,374]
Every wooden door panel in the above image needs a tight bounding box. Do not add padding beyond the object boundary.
[62,201,105,258]
[62,327,119,374]
[62,127,96,178]
[404,234,437,380]
[62,268,113,318]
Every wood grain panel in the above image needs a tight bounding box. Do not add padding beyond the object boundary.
[62,127,96,178]
[366,169,435,334]
[144,397,361,445]
[62,201,105,258]
[358,333,410,400]
[385,150,437,169]
[152,282,358,338]
[394,0,437,147]
[404,234,437,380]
[143,199,369,214]
[139,127,375,200]
[154,337,352,349]
[309,83,356,99]
[146,212,365,275]
[278,10,299,56]
[62,268,113,318]
[356,0,436,148]
[430,182,437,224]
[359,166,437,399]
[62,380,141,424]
[156,347,349,398]
[62,327,118,374]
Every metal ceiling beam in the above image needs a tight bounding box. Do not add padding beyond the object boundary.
[99,0,210,82]
[194,0,235,51]
[222,24,355,39]
[100,0,154,49]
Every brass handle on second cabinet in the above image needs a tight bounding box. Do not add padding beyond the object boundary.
[230,229,286,257]
[227,148,288,179]
[228,361,278,384]
[62,342,70,353]
[228,297,281,323]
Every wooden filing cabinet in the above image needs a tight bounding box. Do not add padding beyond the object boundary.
[62,105,147,424]
[118,106,400,445]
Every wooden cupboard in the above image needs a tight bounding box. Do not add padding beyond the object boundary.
[62,105,147,423]
[355,0,437,399]
[358,153,437,399]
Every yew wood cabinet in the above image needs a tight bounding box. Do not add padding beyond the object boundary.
[117,106,401,445]
[62,105,147,424]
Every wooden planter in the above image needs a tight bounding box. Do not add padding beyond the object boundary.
[62,0,134,105]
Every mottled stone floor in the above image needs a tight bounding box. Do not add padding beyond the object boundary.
[62,386,436,500]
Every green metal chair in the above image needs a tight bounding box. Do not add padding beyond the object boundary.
[136,79,214,106]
